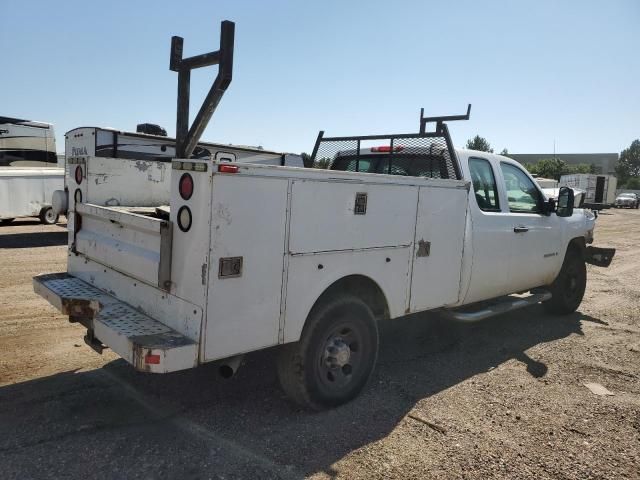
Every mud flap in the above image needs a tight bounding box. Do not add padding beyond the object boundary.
[585,246,615,267]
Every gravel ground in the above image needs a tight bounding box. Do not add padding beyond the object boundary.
[0,211,638,479]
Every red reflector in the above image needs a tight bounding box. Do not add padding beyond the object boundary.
[179,173,194,200]
[75,165,83,184]
[371,146,404,153]
[218,164,239,173]
[145,354,161,364]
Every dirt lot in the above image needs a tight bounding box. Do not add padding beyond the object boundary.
[0,211,638,479]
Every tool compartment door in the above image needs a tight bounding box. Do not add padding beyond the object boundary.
[204,175,289,361]
[74,203,172,288]
[410,186,468,311]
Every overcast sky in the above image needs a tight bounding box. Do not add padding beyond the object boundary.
[2,0,638,155]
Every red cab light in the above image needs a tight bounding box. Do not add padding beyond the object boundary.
[75,165,83,184]
[218,164,239,173]
[145,353,161,364]
[179,173,194,200]
[371,146,404,153]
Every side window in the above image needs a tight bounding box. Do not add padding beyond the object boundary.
[469,157,500,211]
[500,162,542,213]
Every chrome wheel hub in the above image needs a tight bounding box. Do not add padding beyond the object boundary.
[324,337,351,368]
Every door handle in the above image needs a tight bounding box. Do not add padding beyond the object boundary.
[513,226,529,233]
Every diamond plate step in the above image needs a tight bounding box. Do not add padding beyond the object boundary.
[33,273,198,373]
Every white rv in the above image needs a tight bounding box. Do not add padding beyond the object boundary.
[52,126,303,215]
[0,116,58,167]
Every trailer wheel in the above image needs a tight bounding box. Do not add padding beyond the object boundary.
[277,295,379,410]
[39,207,59,225]
[544,249,586,315]
[0,218,14,226]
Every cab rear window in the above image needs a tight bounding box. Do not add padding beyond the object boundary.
[331,154,450,179]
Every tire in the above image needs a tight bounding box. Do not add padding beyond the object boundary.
[39,207,58,225]
[0,218,14,226]
[277,295,379,410]
[544,248,587,315]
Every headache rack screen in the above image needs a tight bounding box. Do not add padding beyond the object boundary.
[310,106,469,181]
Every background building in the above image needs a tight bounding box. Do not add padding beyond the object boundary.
[509,153,618,174]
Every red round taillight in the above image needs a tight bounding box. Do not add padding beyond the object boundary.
[75,165,83,184]
[179,173,194,200]
[177,206,192,232]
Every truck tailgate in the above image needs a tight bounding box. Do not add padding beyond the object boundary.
[74,203,172,289]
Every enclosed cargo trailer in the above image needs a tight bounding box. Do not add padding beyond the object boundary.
[0,167,64,224]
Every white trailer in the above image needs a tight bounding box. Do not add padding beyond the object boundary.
[52,126,303,215]
[0,167,64,225]
[559,173,617,209]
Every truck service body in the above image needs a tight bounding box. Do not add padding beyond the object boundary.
[33,20,615,409]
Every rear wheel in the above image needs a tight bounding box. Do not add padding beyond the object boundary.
[544,248,586,314]
[0,218,14,226]
[277,295,379,410]
[39,207,58,225]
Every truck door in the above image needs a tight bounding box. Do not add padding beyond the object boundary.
[460,156,513,304]
[498,162,562,291]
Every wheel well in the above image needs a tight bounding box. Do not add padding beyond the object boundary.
[311,275,390,322]
[567,237,586,259]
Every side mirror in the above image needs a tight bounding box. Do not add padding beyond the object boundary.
[557,186,574,217]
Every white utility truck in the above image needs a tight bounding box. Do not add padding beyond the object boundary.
[33,21,615,409]
[0,167,63,225]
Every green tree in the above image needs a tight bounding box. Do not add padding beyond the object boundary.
[615,139,640,185]
[313,157,332,169]
[526,158,569,180]
[569,163,598,174]
[625,177,640,189]
[466,135,493,153]
[499,148,510,157]
[300,152,313,168]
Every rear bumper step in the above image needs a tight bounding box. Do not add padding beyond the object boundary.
[33,273,198,373]
[444,291,552,323]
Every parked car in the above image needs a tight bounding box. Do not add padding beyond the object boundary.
[614,192,639,209]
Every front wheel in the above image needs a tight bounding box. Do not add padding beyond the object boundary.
[39,207,59,225]
[544,249,587,314]
[277,295,379,410]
